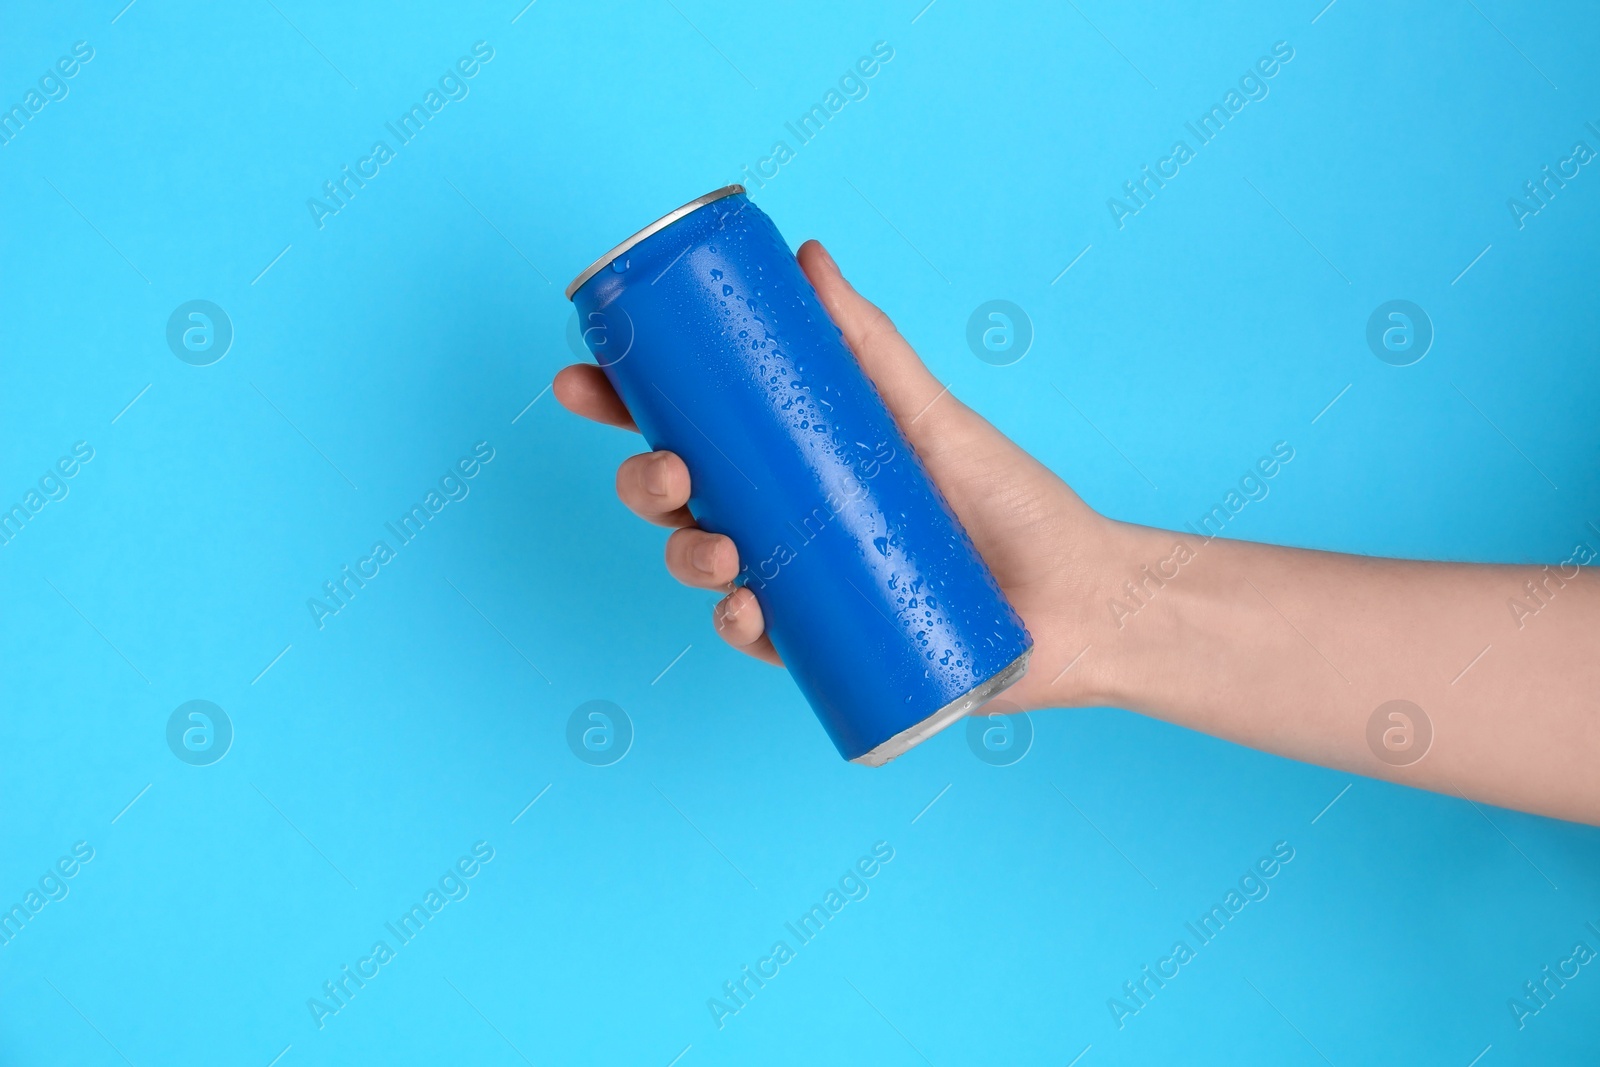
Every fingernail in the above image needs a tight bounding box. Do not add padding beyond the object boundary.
[815,242,837,271]
[646,454,671,496]
[692,539,719,575]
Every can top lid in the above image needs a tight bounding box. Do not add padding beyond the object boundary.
[564,184,745,300]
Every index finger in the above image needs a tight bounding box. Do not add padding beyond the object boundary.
[554,363,637,432]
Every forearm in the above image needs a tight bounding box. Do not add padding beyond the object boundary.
[1069,521,1600,824]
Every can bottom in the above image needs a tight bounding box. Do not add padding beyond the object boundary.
[850,648,1033,768]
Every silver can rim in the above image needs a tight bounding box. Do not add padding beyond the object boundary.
[564,184,746,300]
[850,647,1033,768]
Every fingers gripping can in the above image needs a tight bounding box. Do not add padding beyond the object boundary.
[566,186,1032,765]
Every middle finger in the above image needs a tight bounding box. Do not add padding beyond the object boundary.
[615,450,694,527]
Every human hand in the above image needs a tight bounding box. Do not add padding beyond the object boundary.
[556,238,1600,822]
[554,239,1129,712]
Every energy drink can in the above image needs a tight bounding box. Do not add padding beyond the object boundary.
[566,186,1032,764]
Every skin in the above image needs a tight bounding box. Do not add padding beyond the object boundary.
[557,240,1600,826]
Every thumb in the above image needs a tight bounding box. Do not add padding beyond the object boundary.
[797,240,955,435]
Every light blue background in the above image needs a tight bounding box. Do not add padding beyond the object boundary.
[2,0,1599,1063]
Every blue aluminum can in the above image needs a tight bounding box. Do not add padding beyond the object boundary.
[566,186,1032,764]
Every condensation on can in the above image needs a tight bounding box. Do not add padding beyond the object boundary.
[568,187,1032,764]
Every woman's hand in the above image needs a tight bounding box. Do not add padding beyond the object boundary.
[554,239,1126,712]
[557,238,1600,823]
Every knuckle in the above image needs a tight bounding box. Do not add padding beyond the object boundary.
[859,305,900,347]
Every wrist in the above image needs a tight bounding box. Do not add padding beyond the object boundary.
[1085,519,1193,708]
[1026,513,1202,712]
